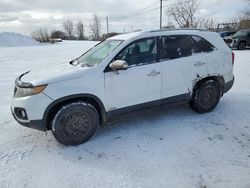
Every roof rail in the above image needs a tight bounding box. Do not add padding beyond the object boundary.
[150,28,208,33]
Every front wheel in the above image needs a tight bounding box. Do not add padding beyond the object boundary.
[52,102,99,145]
[190,80,221,114]
[237,41,246,50]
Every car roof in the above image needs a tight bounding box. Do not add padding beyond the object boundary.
[109,29,211,41]
[108,31,146,40]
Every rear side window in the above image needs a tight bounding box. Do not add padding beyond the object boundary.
[159,35,195,60]
[191,36,215,53]
[159,35,215,61]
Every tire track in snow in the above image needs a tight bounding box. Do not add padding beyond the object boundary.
[0,149,33,165]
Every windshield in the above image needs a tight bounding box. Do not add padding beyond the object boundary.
[73,40,123,67]
[233,30,250,37]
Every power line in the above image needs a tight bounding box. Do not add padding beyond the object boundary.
[109,0,193,22]
[105,0,193,32]
[111,5,171,22]
[111,7,159,21]
[133,0,159,14]
[110,1,159,21]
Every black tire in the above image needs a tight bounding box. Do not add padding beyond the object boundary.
[190,80,221,114]
[237,41,246,50]
[52,102,99,145]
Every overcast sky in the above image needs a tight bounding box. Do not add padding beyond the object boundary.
[0,0,247,35]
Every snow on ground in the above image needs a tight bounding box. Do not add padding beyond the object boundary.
[0,32,38,47]
[0,41,250,188]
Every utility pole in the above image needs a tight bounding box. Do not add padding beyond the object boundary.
[160,0,163,29]
[106,17,109,34]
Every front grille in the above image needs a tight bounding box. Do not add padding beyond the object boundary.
[224,38,233,44]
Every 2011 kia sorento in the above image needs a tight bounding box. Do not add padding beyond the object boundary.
[11,29,235,145]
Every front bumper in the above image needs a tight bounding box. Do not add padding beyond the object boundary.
[228,39,240,49]
[11,109,46,131]
[230,43,238,49]
[11,92,53,131]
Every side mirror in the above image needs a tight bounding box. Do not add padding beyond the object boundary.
[109,60,128,71]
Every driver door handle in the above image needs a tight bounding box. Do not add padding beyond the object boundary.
[147,70,161,77]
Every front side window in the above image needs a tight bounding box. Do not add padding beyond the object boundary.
[73,40,123,67]
[114,38,157,67]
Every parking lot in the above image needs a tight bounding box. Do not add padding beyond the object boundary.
[0,41,250,188]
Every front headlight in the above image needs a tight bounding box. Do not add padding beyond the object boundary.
[15,85,47,98]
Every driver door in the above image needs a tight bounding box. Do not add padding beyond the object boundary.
[104,38,162,113]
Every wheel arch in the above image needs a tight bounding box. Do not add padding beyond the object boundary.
[43,94,107,130]
[239,40,246,45]
[192,75,225,96]
[238,40,246,49]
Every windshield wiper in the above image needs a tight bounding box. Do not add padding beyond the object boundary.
[80,63,92,68]
[69,59,80,66]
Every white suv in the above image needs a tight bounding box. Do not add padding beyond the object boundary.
[11,29,235,145]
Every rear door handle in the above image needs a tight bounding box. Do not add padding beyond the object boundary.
[194,61,205,67]
[147,70,160,77]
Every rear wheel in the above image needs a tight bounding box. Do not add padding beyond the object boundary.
[190,80,221,114]
[52,102,99,145]
[237,41,246,50]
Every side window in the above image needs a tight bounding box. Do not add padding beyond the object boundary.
[160,35,195,60]
[115,38,157,67]
[192,36,215,53]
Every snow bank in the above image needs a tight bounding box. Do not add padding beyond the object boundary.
[0,32,39,47]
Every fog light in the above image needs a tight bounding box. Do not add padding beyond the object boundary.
[14,108,28,120]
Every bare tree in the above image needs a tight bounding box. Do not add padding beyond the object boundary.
[216,17,240,32]
[244,0,250,18]
[63,20,74,39]
[31,28,50,43]
[236,0,250,30]
[76,21,85,40]
[198,18,216,31]
[89,14,102,41]
[227,17,240,31]
[168,0,199,28]
[50,30,66,39]
[239,19,250,30]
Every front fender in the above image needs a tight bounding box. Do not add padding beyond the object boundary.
[42,93,107,130]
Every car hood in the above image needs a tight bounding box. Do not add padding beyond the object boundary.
[18,62,89,86]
